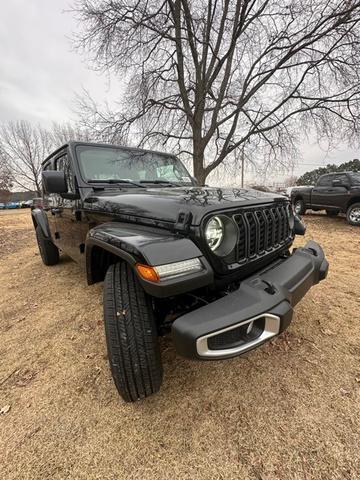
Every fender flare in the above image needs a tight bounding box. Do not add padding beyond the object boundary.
[85,222,213,296]
[31,208,51,238]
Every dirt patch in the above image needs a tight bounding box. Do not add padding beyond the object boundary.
[0,209,359,479]
[0,209,34,258]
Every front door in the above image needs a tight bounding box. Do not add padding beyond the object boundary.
[321,173,350,210]
[53,151,87,265]
[311,174,333,207]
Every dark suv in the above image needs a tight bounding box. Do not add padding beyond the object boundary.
[32,142,329,402]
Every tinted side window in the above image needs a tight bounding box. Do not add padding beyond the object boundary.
[56,153,74,192]
[333,174,349,185]
[349,173,360,185]
[317,175,332,186]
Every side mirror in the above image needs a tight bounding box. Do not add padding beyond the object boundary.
[42,170,67,194]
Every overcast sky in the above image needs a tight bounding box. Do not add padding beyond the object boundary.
[0,0,358,180]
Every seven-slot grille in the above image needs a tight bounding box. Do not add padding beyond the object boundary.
[233,203,291,262]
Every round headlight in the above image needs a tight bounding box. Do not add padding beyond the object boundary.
[205,216,224,251]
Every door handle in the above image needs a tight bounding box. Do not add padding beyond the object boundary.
[51,208,62,215]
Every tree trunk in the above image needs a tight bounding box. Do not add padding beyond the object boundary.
[192,132,207,185]
[193,152,206,185]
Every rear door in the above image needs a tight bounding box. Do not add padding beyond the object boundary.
[42,160,58,241]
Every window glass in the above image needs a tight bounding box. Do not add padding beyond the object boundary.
[333,174,349,185]
[317,175,332,186]
[56,154,74,192]
[349,172,360,185]
[76,146,192,185]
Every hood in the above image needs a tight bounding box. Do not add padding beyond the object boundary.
[82,186,287,225]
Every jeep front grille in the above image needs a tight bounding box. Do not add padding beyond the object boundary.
[233,204,291,262]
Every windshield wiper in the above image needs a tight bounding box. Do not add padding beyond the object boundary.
[87,179,146,188]
[139,179,180,187]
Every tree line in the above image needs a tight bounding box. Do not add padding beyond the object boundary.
[0,121,93,198]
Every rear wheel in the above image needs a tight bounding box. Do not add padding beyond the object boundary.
[346,203,360,226]
[35,225,59,266]
[294,199,306,215]
[103,262,163,402]
[326,209,339,217]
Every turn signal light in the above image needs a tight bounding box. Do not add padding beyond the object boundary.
[135,264,160,283]
[136,258,203,283]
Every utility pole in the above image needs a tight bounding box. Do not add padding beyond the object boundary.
[240,143,246,188]
[241,152,244,188]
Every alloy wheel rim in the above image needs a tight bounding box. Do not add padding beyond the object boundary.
[349,207,360,223]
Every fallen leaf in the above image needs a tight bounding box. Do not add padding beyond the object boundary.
[0,405,11,415]
[321,328,335,336]
[340,388,351,397]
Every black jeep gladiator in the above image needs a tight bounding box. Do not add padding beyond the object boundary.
[291,171,360,225]
[32,142,329,402]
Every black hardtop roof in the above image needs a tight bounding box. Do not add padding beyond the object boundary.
[42,141,177,166]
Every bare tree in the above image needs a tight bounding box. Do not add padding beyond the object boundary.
[0,121,54,195]
[73,0,360,184]
[284,175,298,187]
[0,157,13,203]
[51,121,93,145]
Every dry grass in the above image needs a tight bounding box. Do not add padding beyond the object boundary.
[0,209,359,480]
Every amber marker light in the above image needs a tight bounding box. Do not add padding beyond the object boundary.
[136,258,203,283]
[135,263,160,283]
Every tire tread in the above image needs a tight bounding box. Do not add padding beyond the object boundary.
[103,262,163,402]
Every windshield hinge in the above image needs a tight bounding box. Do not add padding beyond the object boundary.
[175,211,193,233]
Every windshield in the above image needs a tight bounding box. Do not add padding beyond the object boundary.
[349,172,360,185]
[76,145,193,185]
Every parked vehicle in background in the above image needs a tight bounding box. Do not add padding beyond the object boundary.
[286,186,313,198]
[291,171,360,226]
[5,202,20,209]
[31,141,329,402]
[21,200,34,208]
[0,203,5,209]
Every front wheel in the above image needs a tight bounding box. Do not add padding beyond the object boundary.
[293,199,306,215]
[103,262,163,402]
[346,203,360,226]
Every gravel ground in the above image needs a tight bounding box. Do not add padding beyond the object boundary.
[0,209,359,480]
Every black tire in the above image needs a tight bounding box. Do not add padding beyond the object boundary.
[346,202,360,226]
[326,209,339,217]
[35,225,59,266]
[293,198,306,215]
[103,262,163,402]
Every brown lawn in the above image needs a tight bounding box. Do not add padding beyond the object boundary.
[0,209,359,480]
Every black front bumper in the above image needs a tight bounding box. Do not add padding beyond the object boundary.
[172,240,329,360]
